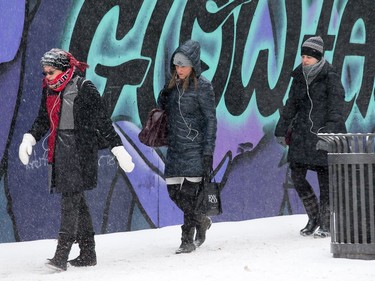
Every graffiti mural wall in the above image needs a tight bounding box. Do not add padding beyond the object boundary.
[0,0,373,242]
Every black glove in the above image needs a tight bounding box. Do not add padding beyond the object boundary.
[316,140,329,151]
[203,155,213,179]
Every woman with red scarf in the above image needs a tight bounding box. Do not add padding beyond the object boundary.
[18,49,135,271]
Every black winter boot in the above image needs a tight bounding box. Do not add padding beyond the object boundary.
[300,217,319,236]
[195,216,212,247]
[176,226,196,254]
[300,194,320,236]
[69,233,97,267]
[314,201,330,238]
[45,234,75,271]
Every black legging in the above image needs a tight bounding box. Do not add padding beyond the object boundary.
[290,163,329,204]
[290,163,330,227]
[59,192,94,239]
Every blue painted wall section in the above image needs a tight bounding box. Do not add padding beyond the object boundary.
[0,0,374,242]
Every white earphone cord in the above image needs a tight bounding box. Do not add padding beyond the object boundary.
[304,67,325,135]
[176,84,199,141]
[41,92,61,159]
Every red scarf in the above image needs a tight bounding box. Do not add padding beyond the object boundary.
[44,68,74,92]
[42,50,88,92]
[42,51,89,162]
[46,92,61,163]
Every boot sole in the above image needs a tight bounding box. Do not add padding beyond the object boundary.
[175,243,196,254]
[45,261,67,272]
[313,231,331,238]
[300,225,319,236]
[68,261,97,267]
[175,248,196,254]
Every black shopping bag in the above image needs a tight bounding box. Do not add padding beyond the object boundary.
[196,178,223,216]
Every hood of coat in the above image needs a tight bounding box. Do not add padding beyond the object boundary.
[170,39,201,78]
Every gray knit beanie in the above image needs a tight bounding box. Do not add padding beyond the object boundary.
[173,52,193,67]
[301,36,324,60]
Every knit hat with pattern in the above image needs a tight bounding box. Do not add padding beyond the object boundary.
[40,48,71,71]
[301,36,324,60]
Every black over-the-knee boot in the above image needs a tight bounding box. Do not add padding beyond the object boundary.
[194,181,212,247]
[176,223,196,254]
[174,180,200,254]
[195,214,212,247]
[167,184,182,208]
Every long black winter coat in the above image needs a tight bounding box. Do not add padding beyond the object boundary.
[29,75,122,193]
[158,40,217,177]
[275,61,347,166]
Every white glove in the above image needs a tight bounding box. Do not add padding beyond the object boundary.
[19,133,36,165]
[111,146,135,173]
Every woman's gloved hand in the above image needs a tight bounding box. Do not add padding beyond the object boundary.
[111,146,135,172]
[19,133,36,165]
[316,140,329,151]
[203,155,213,179]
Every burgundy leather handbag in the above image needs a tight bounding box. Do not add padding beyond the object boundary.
[138,109,168,147]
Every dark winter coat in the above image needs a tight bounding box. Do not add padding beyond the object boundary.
[158,40,217,177]
[275,61,347,166]
[28,75,122,193]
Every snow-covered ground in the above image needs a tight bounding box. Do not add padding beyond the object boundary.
[0,214,373,281]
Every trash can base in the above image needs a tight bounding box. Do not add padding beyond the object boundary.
[332,243,375,260]
[333,253,375,260]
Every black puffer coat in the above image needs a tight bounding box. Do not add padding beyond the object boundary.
[29,75,122,193]
[275,61,347,166]
[158,40,217,177]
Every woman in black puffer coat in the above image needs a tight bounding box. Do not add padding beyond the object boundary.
[158,40,217,254]
[275,37,346,238]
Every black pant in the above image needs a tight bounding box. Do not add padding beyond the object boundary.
[60,192,94,239]
[290,163,330,229]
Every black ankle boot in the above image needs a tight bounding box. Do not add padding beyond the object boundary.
[300,217,319,236]
[69,233,97,267]
[45,235,74,271]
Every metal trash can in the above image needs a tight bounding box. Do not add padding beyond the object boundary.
[318,133,375,260]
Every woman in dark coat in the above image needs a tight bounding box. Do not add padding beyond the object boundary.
[18,49,135,271]
[275,36,346,238]
[158,40,217,253]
